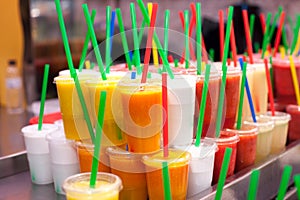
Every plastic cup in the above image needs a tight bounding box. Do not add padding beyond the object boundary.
[261,111,291,153]
[143,149,191,200]
[195,71,221,138]
[106,147,148,200]
[226,124,258,172]
[241,65,255,121]
[205,131,239,185]
[63,172,123,200]
[59,69,98,76]
[272,57,300,105]
[21,124,58,184]
[286,105,300,143]
[244,116,275,163]
[168,74,196,146]
[46,130,80,194]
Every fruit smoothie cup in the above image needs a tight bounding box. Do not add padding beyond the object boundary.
[286,105,300,143]
[143,149,191,200]
[168,74,196,146]
[22,124,58,184]
[63,172,123,200]
[241,65,255,121]
[261,111,291,153]
[205,131,239,185]
[47,130,80,194]
[226,124,258,172]
[195,71,221,138]
[272,57,300,105]
[244,117,275,163]
[59,69,98,76]
[106,147,148,200]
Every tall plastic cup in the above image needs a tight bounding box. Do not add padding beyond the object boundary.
[286,105,300,143]
[106,147,148,200]
[143,149,191,200]
[22,124,58,184]
[261,111,291,153]
[47,130,80,194]
[63,172,123,200]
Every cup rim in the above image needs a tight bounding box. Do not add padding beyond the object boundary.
[260,111,291,124]
[225,124,258,136]
[204,130,240,144]
[22,124,59,137]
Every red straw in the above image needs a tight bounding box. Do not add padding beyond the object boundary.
[202,34,208,62]
[260,13,266,33]
[141,3,158,83]
[264,58,275,116]
[273,12,286,57]
[162,73,169,157]
[242,10,254,64]
[228,10,237,67]
[219,10,224,60]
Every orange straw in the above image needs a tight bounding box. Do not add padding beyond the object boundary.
[264,59,275,116]
[162,73,169,157]
[219,10,224,60]
[242,10,254,64]
[273,12,286,57]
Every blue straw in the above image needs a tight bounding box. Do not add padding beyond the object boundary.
[110,11,115,55]
[131,71,136,79]
[238,58,257,122]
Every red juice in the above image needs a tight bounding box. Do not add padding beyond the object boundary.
[286,104,300,143]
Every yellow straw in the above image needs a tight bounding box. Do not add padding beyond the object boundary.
[85,60,91,69]
[147,3,159,67]
[294,32,300,56]
[279,46,285,59]
[289,56,300,105]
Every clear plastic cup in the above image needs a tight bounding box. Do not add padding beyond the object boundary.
[63,172,123,200]
[22,124,58,184]
[286,105,300,143]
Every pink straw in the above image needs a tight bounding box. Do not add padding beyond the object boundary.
[242,10,254,64]
[162,73,169,157]
[264,59,275,116]
[219,10,224,61]
[273,12,286,57]
[260,13,266,33]
[141,3,158,83]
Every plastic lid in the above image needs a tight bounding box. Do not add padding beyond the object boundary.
[205,130,240,144]
[244,116,275,133]
[261,111,291,125]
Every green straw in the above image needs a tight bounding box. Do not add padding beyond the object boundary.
[164,10,170,56]
[268,6,283,44]
[195,64,211,147]
[282,25,289,54]
[250,14,255,40]
[287,15,294,32]
[209,48,214,61]
[254,42,260,53]
[295,174,300,199]
[54,0,95,142]
[196,3,202,75]
[184,10,190,69]
[136,0,174,79]
[79,9,96,72]
[290,15,300,55]
[236,62,247,130]
[116,8,132,70]
[215,6,234,138]
[90,91,107,188]
[247,169,261,200]
[215,147,232,200]
[138,20,146,47]
[82,4,107,80]
[38,64,50,131]
[105,6,111,73]
[174,59,179,67]
[130,3,142,75]
[277,165,293,200]
[162,161,172,200]
[261,13,272,59]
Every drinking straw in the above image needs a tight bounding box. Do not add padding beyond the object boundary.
[79,9,96,72]
[215,6,234,138]
[91,62,95,69]
[162,161,172,200]
[147,3,159,67]
[261,13,272,59]
[136,0,174,79]
[259,13,266,33]
[54,0,95,142]
[242,9,254,64]
[254,42,260,53]
[38,64,50,131]
[110,11,115,55]
[219,10,224,60]
[236,62,247,130]
[90,91,107,188]
[282,25,289,54]
[279,46,285,59]
[131,71,136,79]
[289,56,300,105]
[130,3,142,75]
[189,3,197,61]
[290,15,300,55]
[162,73,169,157]
[264,59,275,116]
[239,58,257,122]
[138,20,146,47]
[287,15,294,32]
[277,165,293,200]
[105,6,111,74]
[184,10,190,69]
[116,8,132,70]
[174,59,179,67]
[247,169,261,200]
[215,147,232,200]
[141,3,158,84]
[164,10,170,56]
[195,64,211,147]
[209,48,215,61]
[82,4,106,80]
[250,14,255,40]
[268,6,283,46]
[230,22,238,67]
[196,3,202,75]
[85,60,91,69]
[273,12,286,57]
[295,174,300,199]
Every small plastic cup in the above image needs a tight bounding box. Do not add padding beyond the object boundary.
[22,124,58,184]
[143,149,191,200]
[261,111,291,153]
[106,147,148,200]
[47,130,80,194]
[286,105,300,143]
[244,117,275,163]
[63,172,123,200]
